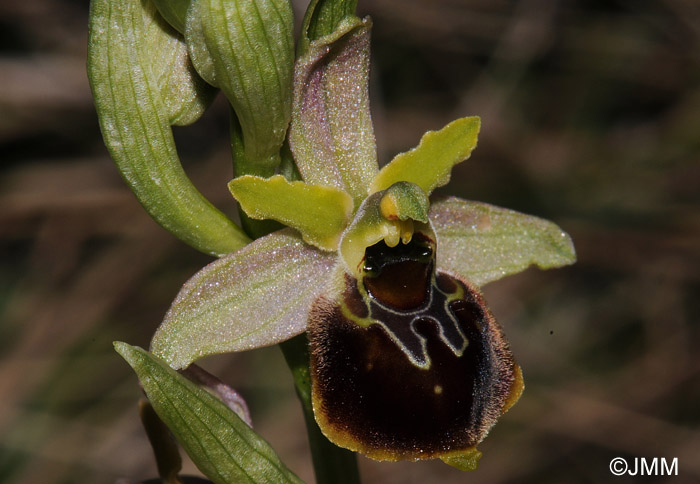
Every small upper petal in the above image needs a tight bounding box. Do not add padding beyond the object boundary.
[370,117,480,195]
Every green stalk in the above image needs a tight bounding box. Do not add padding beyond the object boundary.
[280,334,361,484]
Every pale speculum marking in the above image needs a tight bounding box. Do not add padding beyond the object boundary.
[364,273,468,369]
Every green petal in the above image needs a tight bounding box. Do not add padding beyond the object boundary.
[430,197,576,287]
[151,229,336,369]
[115,343,305,484]
[289,17,378,206]
[195,0,294,173]
[299,0,358,55]
[370,117,481,195]
[229,175,353,251]
[88,0,249,257]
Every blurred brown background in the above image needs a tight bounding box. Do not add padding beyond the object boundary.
[1,0,699,483]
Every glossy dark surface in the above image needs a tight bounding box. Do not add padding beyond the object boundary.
[310,268,517,459]
[363,238,433,310]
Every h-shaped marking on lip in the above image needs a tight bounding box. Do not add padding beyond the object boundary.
[366,278,468,369]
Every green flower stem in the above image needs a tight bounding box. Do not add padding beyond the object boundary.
[280,334,361,484]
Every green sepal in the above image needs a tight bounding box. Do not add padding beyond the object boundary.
[195,0,294,173]
[430,197,576,287]
[371,117,481,195]
[299,0,358,56]
[152,0,190,34]
[289,16,378,207]
[87,0,249,257]
[151,229,336,369]
[114,343,305,484]
[229,175,354,251]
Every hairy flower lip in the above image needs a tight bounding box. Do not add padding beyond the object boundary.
[150,175,574,467]
[308,262,524,462]
[96,0,576,477]
[147,8,574,470]
[150,181,573,466]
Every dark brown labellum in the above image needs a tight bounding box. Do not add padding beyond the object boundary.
[309,237,523,461]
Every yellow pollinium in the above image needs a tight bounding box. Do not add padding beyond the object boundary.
[380,191,417,247]
[379,191,400,219]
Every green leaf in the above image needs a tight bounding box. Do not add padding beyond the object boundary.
[289,17,378,207]
[195,0,295,173]
[115,343,305,484]
[152,0,190,34]
[88,0,249,257]
[151,229,336,369]
[429,197,576,287]
[229,175,353,251]
[370,117,481,195]
[299,0,358,55]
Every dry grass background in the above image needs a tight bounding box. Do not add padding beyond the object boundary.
[1,0,699,483]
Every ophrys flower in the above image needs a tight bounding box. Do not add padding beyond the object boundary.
[149,17,575,470]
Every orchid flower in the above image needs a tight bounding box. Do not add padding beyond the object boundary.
[89,0,575,480]
[146,16,574,470]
